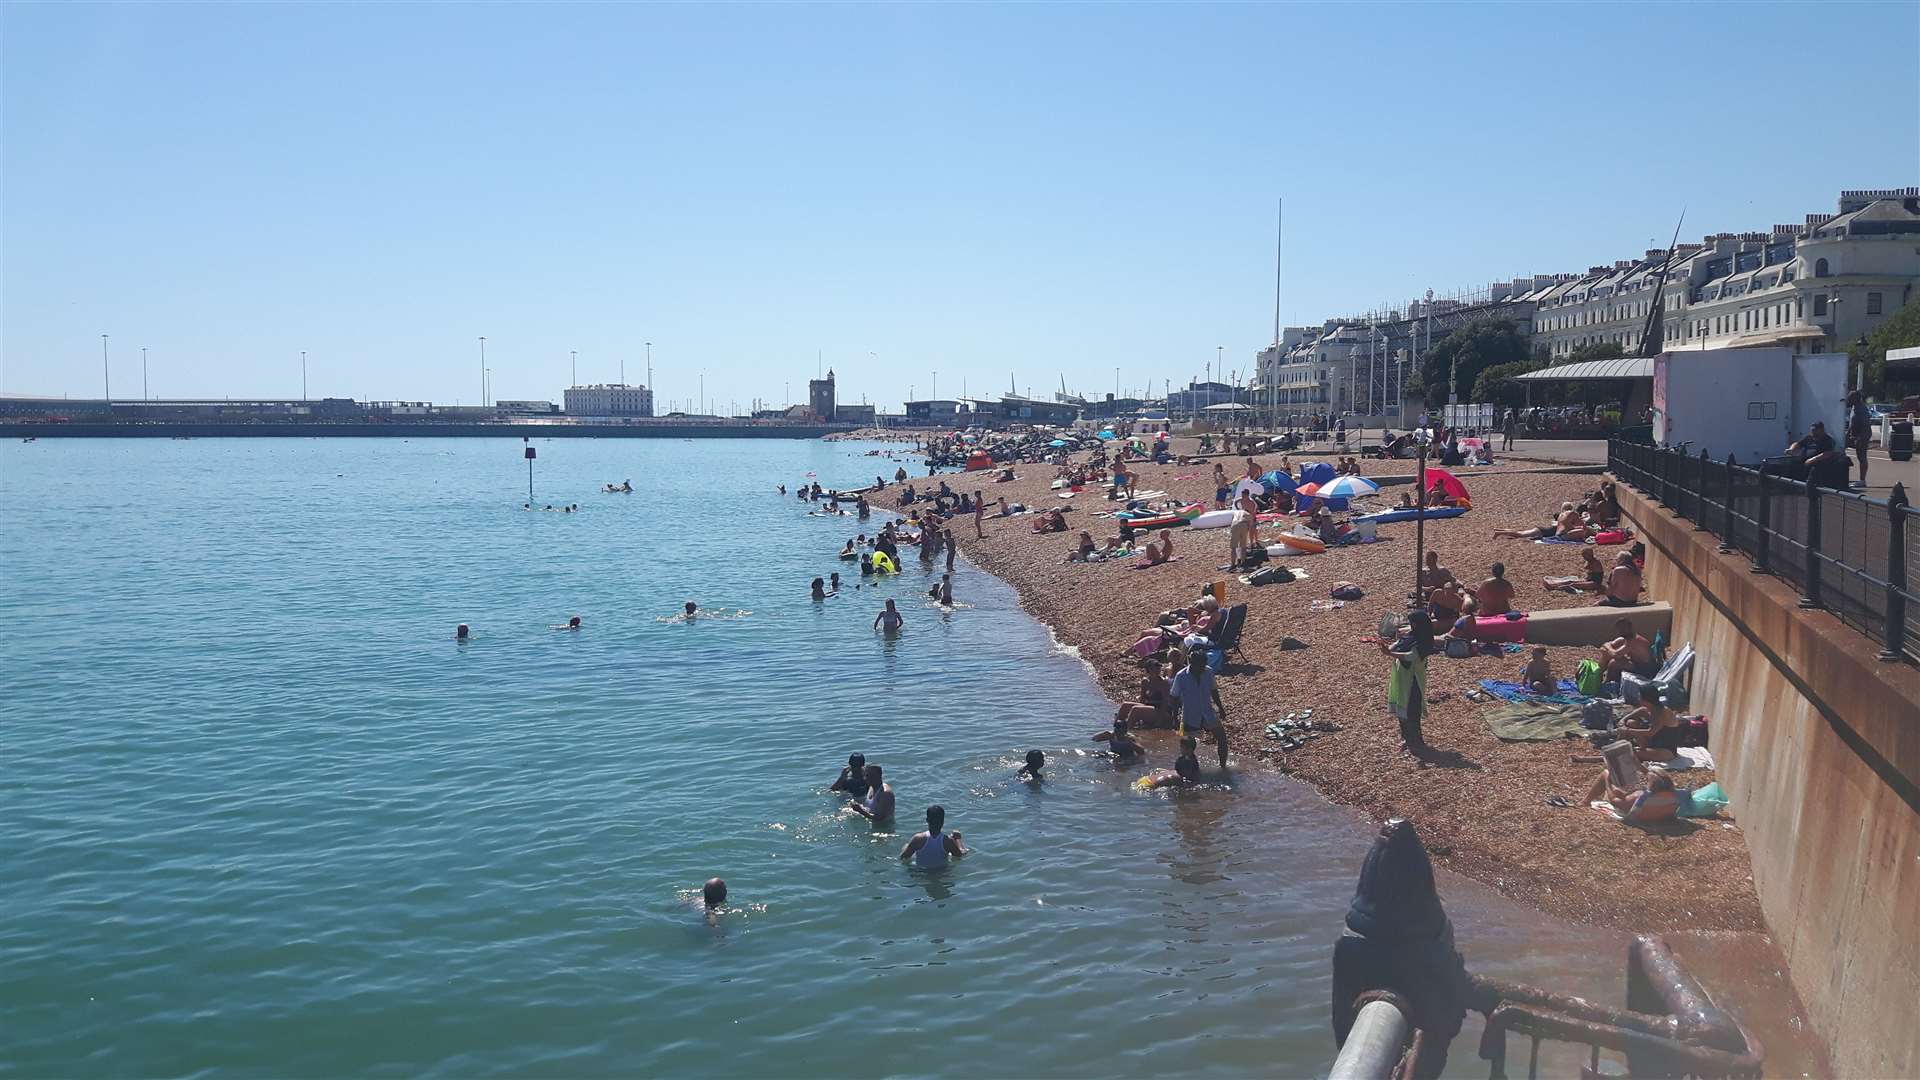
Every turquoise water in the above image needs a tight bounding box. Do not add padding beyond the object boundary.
[1,438,1619,1077]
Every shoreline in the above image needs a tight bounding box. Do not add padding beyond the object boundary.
[868,440,1764,933]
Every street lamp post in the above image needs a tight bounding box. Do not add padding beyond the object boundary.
[101,334,110,402]
[645,342,652,391]
[142,346,149,401]
[301,350,308,400]
[570,350,577,388]
[478,337,487,405]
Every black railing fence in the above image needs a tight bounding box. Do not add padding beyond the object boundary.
[1609,439,1917,665]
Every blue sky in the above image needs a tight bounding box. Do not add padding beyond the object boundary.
[3,2,1915,410]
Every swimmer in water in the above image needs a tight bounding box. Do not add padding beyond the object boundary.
[1140,737,1203,789]
[830,753,870,799]
[874,598,904,634]
[1016,749,1046,781]
[1092,718,1145,764]
[550,615,582,630]
[828,572,841,595]
[848,764,894,822]
[684,601,698,618]
[703,877,727,910]
[455,623,470,641]
[929,573,954,606]
[840,539,857,557]
[811,577,828,601]
[900,805,967,867]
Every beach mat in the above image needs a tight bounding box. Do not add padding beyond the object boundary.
[1482,701,1590,741]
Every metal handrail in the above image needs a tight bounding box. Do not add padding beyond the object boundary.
[1608,438,1917,663]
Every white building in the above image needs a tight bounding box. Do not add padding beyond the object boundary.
[1532,189,1920,359]
[563,383,654,417]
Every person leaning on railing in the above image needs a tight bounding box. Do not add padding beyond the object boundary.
[1786,420,1850,489]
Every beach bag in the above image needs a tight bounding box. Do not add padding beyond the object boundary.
[1248,566,1293,587]
[1331,583,1364,601]
[1581,700,1615,729]
[1444,638,1473,659]
[1593,529,1630,545]
[1680,716,1710,747]
[1240,544,1270,569]
[1574,659,1604,696]
[1681,781,1729,817]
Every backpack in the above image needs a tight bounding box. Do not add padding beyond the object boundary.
[1581,700,1615,729]
[1248,566,1293,587]
[1574,658,1604,696]
[1330,583,1364,601]
[1240,545,1270,569]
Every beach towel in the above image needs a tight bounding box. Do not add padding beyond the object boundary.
[1477,677,1584,704]
[1533,536,1589,545]
[1482,700,1596,741]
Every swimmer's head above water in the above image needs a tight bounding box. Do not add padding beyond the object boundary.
[703,877,727,909]
[455,623,470,640]
[684,601,698,616]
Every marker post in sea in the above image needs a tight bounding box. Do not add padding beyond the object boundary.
[523,436,537,503]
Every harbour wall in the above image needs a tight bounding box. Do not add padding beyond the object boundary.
[1,422,853,440]
[1616,482,1919,1078]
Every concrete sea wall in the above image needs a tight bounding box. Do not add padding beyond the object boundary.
[1617,483,1918,1078]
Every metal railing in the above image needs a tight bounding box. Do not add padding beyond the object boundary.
[1609,438,1917,664]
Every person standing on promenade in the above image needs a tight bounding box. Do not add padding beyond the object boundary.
[1168,651,1231,771]
[1846,390,1872,488]
[1378,610,1439,753]
[1501,408,1517,451]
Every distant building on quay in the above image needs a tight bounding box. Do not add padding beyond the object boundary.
[564,383,654,417]
[808,370,837,422]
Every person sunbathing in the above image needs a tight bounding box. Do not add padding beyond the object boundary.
[1596,551,1644,607]
[1587,768,1681,824]
[1427,578,1468,626]
[1420,551,1458,591]
[1492,502,1592,542]
[1522,647,1556,693]
[1128,597,1219,656]
[1113,657,1174,729]
[1545,548,1607,593]
[1466,562,1515,616]
[1614,699,1686,762]
[1068,530,1097,562]
[1598,617,1655,681]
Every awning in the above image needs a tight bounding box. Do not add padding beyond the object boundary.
[1513,356,1654,381]
[1203,402,1252,411]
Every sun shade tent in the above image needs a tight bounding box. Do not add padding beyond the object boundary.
[1424,468,1471,505]
[1259,470,1298,492]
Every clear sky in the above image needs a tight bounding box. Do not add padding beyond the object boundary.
[3,2,1915,411]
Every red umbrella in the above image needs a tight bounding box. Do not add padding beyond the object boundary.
[1297,481,1321,497]
[1425,468,1470,504]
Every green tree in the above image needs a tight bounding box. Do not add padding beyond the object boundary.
[1563,341,1627,365]
[1421,319,1531,405]
[1472,358,1549,405]
[1851,295,1920,396]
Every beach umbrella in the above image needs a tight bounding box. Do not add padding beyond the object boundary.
[1296,481,1321,498]
[1316,475,1380,499]
[1425,468,1470,503]
[1048,439,1067,448]
[1095,430,1117,440]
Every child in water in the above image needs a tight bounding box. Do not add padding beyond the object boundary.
[1016,750,1046,781]
[1139,737,1203,789]
[1091,718,1145,765]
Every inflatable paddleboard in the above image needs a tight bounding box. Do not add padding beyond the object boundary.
[1189,509,1240,530]
[1126,514,1187,530]
[1267,533,1327,554]
[1353,506,1469,525]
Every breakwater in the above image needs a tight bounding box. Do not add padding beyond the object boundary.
[1,421,855,439]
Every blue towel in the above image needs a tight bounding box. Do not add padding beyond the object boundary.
[1478,677,1585,704]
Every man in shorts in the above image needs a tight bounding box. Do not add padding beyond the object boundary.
[1169,650,1231,771]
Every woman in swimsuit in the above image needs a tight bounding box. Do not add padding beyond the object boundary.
[1113,657,1174,729]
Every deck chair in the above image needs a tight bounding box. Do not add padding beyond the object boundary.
[1206,603,1250,665]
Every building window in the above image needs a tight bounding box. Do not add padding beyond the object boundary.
[1814,258,1829,278]
[1813,295,1828,317]
[1867,292,1883,315]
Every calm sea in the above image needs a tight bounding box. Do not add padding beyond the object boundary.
[1,437,1619,1077]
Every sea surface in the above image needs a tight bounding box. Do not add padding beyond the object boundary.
[1,437,1622,1077]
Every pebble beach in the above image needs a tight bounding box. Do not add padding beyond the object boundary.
[868,437,1764,932]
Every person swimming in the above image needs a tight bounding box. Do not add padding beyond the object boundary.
[811,577,828,601]
[1016,749,1046,781]
[1092,718,1145,765]
[830,753,870,799]
[828,572,841,594]
[703,877,727,910]
[900,805,967,868]
[455,623,470,641]
[849,764,894,821]
[874,599,903,634]
[550,615,582,630]
[684,601,698,618]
